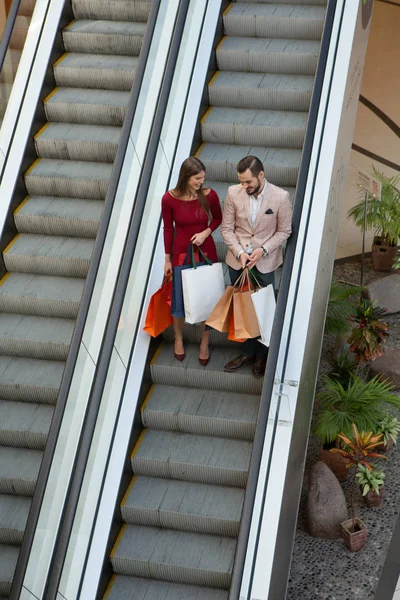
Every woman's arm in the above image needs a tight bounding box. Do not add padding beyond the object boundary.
[161,193,174,274]
[191,190,222,246]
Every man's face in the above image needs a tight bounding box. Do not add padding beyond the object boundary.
[238,168,264,196]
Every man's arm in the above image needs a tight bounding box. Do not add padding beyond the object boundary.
[261,194,292,255]
[221,189,244,259]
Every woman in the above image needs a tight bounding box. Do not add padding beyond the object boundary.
[162,156,222,366]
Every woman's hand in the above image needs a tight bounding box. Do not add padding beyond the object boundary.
[164,257,172,277]
[191,228,211,246]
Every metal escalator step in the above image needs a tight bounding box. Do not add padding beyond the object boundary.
[0,314,74,360]
[217,36,320,75]
[0,401,53,449]
[121,476,244,537]
[0,273,84,320]
[4,234,94,278]
[0,545,18,597]
[239,0,327,4]
[24,158,112,199]
[63,19,146,56]
[142,385,259,440]
[72,0,152,22]
[161,323,238,349]
[111,525,235,588]
[0,446,42,495]
[224,3,325,40]
[54,52,138,91]
[131,429,252,488]
[44,87,129,126]
[151,343,263,395]
[34,122,121,163]
[0,356,64,403]
[14,196,103,238]
[209,71,313,111]
[104,575,228,600]
[197,143,300,187]
[201,107,307,148]
[0,495,30,544]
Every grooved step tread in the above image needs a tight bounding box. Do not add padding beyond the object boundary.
[44,87,129,126]
[0,356,64,404]
[53,52,138,91]
[72,0,152,23]
[55,52,138,71]
[63,20,145,57]
[105,575,228,600]
[219,36,320,56]
[210,70,314,93]
[238,0,327,3]
[0,400,53,449]
[131,429,252,488]
[0,544,18,595]
[226,3,326,19]
[0,494,31,544]
[111,525,236,589]
[0,446,42,495]
[122,476,244,537]
[64,19,146,36]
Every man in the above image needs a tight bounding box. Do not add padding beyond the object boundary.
[221,155,292,377]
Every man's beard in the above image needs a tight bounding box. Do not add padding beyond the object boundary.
[246,177,262,196]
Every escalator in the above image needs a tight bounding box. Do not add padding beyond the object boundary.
[104,2,327,598]
[0,0,151,595]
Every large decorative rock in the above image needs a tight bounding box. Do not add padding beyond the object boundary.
[307,461,348,539]
[369,348,400,389]
[367,274,400,314]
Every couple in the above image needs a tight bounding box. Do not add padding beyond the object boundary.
[162,154,292,377]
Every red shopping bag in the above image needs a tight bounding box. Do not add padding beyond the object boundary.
[143,277,173,337]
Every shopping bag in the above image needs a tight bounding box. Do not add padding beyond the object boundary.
[227,308,246,343]
[171,244,209,319]
[251,284,276,347]
[233,289,260,340]
[143,276,173,337]
[182,261,225,324]
[206,285,235,332]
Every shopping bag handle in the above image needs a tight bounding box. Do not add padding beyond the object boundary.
[233,268,261,290]
[182,243,213,268]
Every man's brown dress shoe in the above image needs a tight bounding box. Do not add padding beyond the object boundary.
[224,354,255,373]
[252,355,267,378]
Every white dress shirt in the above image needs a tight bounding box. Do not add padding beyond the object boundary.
[245,179,268,254]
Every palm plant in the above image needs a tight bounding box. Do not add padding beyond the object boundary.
[329,353,358,389]
[325,281,359,336]
[347,299,388,363]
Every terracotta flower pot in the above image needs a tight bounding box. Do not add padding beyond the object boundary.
[362,486,384,508]
[341,518,368,552]
[376,438,394,453]
[320,446,349,481]
[371,237,397,271]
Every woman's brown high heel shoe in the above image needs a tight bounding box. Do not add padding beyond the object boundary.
[199,343,210,367]
[174,339,185,362]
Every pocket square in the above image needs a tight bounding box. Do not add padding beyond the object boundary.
[265,208,274,215]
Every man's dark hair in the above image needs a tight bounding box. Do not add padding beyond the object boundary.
[237,155,264,177]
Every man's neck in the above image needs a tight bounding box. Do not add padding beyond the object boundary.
[253,178,265,199]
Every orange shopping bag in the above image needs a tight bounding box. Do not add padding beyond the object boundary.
[143,276,173,337]
[206,285,235,332]
[227,268,260,341]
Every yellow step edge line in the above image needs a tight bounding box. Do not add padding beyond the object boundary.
[130,429,147,461]
[140,383,156,413]
[44,87,59,104]
[110,525,127,559]
[34,122,50,140]
[63,19,76,31]
[53,52,68,68]
[103,574,117,600]
[0,273,10,287]
[194,142,206,158]
[121,475,137,508]
[25,158,41,177]
[208,71,220,87]
[13,196,30,216]
[3,234,20,255]
[223,2,234,16]
[200,106,213,125]
[216,36,227,51]
[150,342,163,366]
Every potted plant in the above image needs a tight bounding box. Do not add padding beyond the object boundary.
[329,353,358,389]
[356,464,385,508]
[376,413,400,452]
[348,168,400,271]
[314,375,399,481]
[325,280,360,357]
[330,425,386,551]
[347,299,388,363]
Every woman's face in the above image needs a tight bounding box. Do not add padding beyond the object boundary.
[188,170,205,191]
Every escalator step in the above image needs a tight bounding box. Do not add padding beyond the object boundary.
[34,122,121,163]
[0,401,53,449]
[131,429,252,488]
[201,106,307,148]
[24,158,112,199]
[63,19,146,56]
[53,52,138,91]
[121,476,244,537]
[161,322,238,349]
[151,343,263,395]
[239,0,327,4]
[0,273,84,319]
[44,87,129,126]
[14,196,103,238]
[0,356,64,403]
[110,525,235,589]
[208,71,314,111]
[224,4,325,41]
[104,575,228,599]
[0,545,18,597]
[216,36,320,75]
[72,0,152,23]
[141,384,259,440]
[0,446,42,495]
[0,495,31,544]
[0,314,73,360]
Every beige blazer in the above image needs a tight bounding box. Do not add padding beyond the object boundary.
[221,182,292,273]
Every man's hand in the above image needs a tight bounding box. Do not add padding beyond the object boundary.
[240,252,251,269]
[247,248,263,269]
[191,228,210,246]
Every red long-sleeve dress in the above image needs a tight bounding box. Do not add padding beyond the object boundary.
[162,189,222,265]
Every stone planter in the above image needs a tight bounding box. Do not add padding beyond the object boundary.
[341,518,368,552]
[320,446,349,482]
[362,485,384,508]
[371,237,397,272]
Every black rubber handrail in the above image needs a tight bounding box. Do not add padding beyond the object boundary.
[9,1,162,598]
[43,0,191,597]
[0,0,22,73]
[228,2,338,598]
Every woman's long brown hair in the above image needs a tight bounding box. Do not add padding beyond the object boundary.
[172,156,211,217]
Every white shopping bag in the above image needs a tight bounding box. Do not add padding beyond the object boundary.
[182,262,225,324]
[251,284,276,346]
